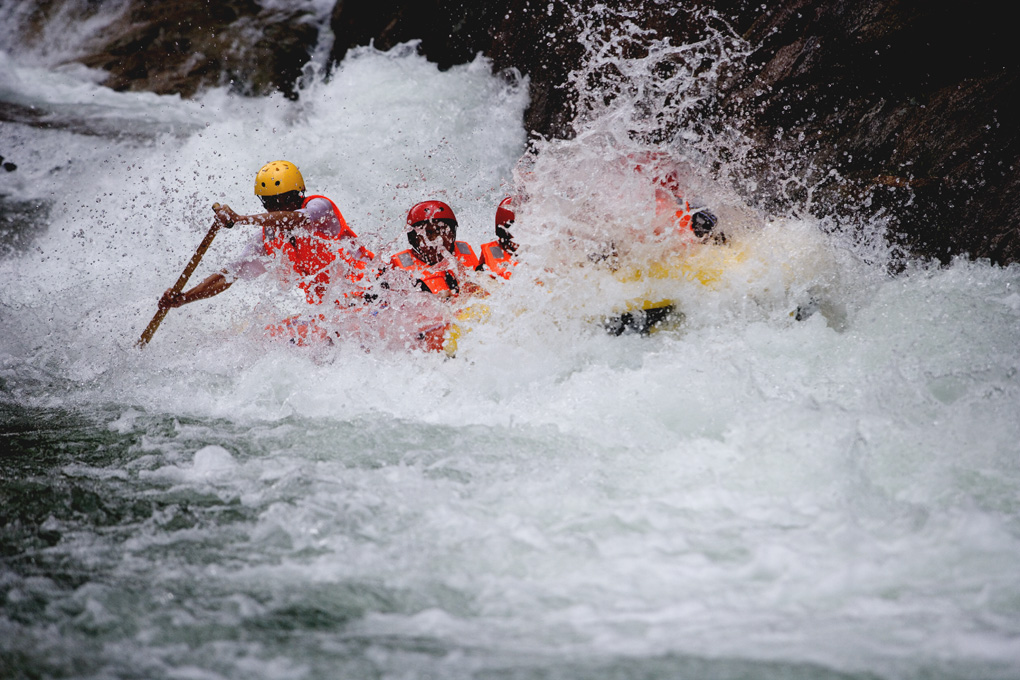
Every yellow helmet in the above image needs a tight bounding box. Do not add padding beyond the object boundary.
[254,160,305,197]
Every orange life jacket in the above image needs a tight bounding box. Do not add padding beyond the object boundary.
[389,242,477,294]
[263,195,375,304]
[478,241,516,279]
[451,240,479,269]
[656,191,693,235]
[631,152,695,236]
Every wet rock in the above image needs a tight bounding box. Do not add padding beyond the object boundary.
[64,0,317,99]
[503,0,1019,265]
[493,0,1020,264]
[716,0,1020,264]
[329,0,510,70]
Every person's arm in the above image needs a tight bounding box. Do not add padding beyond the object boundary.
[214,204,309,233]
[453,267,488,297]
[157,219,272,309]
[159,272,233,309]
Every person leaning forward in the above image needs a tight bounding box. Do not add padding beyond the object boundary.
[387,200,483,299]
[476,196,518,280]
[159,160,376,312]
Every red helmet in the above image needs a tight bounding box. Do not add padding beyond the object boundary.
[407,200,457,227]
[495,196,515,229]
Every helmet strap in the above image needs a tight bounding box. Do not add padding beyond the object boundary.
[260,191,304,212]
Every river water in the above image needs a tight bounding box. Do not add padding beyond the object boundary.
[2,4,1019,680]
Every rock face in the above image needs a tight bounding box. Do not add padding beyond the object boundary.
[8,0,320,98]
[719,0,1020,264]
[7,0,1017,264]
[326,0,1019,265]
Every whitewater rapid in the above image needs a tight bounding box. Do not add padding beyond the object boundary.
[2,21,1020,680]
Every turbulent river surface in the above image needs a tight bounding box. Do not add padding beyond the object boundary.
[2,4,1020,680]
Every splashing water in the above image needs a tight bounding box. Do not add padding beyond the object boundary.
[2,5,1020,680]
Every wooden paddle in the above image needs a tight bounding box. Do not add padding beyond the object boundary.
[136,203,229,348]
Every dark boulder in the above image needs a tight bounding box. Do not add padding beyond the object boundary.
[718,0,1020,264]
[34,0,320,99]
[329,0,508,70]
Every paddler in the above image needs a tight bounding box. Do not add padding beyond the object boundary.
[631,151,722,244]
[388,200,484,298]
[476,196,518,280]
[159,161,376,319]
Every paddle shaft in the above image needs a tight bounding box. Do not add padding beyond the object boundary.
[136,204,225,348]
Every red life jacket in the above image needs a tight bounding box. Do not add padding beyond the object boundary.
[478,240,516,280]
[263,195,375,304]
[389,242,477,294]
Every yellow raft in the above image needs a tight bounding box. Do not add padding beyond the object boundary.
[605,243,747,335]
[442,303,490,357]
